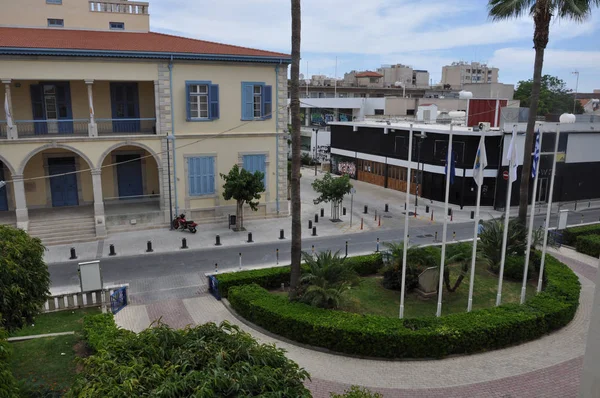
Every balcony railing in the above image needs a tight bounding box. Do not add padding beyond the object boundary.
[89,1,149,15]
[16,119,90,137]
[0,121,7,139]
[97,118,156,135]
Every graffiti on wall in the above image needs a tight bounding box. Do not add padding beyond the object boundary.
[338,161,356,178]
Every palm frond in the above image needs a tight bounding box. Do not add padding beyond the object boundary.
[556,0,596,21]
[488,0,535,20]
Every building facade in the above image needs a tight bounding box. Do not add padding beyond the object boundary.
[441,62,499,89]
[377,64,430,88]
[0,0,289,244]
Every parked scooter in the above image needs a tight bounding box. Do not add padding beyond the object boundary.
[172,213,197,233]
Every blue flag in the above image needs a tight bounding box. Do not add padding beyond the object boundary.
[532,129,541,178]
[444,150,456,185]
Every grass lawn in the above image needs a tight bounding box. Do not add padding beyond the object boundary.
[9,334,81,395]
[340,264,537,318]
[10,307,100,337]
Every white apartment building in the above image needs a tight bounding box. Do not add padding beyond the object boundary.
[441,62,499,89]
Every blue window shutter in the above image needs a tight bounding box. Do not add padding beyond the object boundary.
[243,155,266,186]
[185,83,191,120]
[263,85,272,119]
[209,84,219,120]
[188,158,197,195]
[258,154,266,186]
[209,157,215,193]
[241,83,254,120]
[189,156,215,195]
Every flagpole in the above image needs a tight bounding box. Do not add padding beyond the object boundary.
[537,124,560,293]
[399,124,414,319]
[496,126,517,307]
[436,125,453,317]
[521,128,543,304]
[467,137,485,312]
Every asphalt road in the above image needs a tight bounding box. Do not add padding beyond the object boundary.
[48,207,600,297]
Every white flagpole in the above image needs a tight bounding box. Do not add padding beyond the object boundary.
[537,124,561,293]
[467,140,484,312]
[521,128,543,304]
[334,56,338,98]
[496,127,516,307]
[399,124,414,319]
[436,125,453,317]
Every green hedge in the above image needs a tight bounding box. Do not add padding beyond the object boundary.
[216,253,383,298]
[576,235,600,258]
[82,313,131,352]
[228,253,580,359]
[0,328,18,398]
[563,223,600,245]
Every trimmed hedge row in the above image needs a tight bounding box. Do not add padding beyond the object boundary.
[576,235,600,258]
[563,223,600,245]
[216,253,383,298]
[228,253,580,359]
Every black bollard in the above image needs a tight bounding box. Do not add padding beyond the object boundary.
[448,208,452,217]
[181,238,188,249]
[308,220,313,229]
[315,214,319,223]
[364,205,368,214]
[404,203,407,210]
[108,244,116,256]
[470,211,475,219]
[279,229,285,240]
[343,207,347,216]
[69,247,77,260]
[345,241,348,256]
[320,208,324,217]
[312,226,317,236]
[247,232,253,243]
[385,204,389,212]
[215,235,222,246]
[426,205,429,213]
[146,241,153,253]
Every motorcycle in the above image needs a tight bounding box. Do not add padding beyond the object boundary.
[172,213,197,233]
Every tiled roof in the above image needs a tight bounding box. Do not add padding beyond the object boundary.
[355,71,383,78]
[0,27,290,59]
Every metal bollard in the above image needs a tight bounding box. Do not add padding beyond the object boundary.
[404,203,407,211]
[407,234,410,245]
[320,208,324,217]
[146,241,153,253]
[378,215,381,227]
[426,205,429,213]
[434,231,438,242]
[374,210,377,221]
[581,214,584,224]
[343,207,347,216]
[69,247,77,260]
[315,214,319,223]
[376,238,380,253]
[385,204,389,212]
[470,211,475,220]
[574,201,578,211]
[360,218,364,230]
[276,248,279,265]
[364,205,368,214]
[247,232,253,243]
[308,220,313,229]
[215,263,218,274]
[345,241,348,256]
[109,244,116,256]
[312,226,317,236]
[431,209,434,222]
[453,231,456,241]
[311,245,315,256]
[181,238,188,249]
[447,208,452,216]
[279,229,285,240]
[215,235,222,246]
[239,252,242,271]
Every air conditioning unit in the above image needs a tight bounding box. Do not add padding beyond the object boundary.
[478,122,491,132]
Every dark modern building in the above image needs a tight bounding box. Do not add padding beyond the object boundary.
[330,120,600,210]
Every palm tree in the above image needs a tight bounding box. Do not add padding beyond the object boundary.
[289,0,302,299]
[488,0,599,224]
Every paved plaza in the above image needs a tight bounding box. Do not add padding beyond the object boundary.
[114,246,598,398]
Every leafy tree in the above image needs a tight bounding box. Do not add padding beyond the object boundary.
[311,173,352,220]
[331,386,383,398]
[0,226,49,332]
[488,0,600,224]
[515,75,584,115]
[299,250,360,309]
[220,164,264,231]
[289,0,303,300]
[68,319,311,397]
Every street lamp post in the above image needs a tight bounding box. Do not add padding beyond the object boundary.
[313,128,319,176]
[572,71,580,114]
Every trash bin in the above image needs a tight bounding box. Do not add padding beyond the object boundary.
[229,214,236,226]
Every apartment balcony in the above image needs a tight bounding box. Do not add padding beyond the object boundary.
[89,1,149,15]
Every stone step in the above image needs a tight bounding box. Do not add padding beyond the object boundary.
[28,221,96,234]
[30,227,96,241]
[41,234,98,246]
[106,223,168,233]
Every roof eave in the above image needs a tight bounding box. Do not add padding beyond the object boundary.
[0,47,292,64]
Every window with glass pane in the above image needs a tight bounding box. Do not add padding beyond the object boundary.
[47,18,64,27]
[253,86,262,118]
[189,84,209,119]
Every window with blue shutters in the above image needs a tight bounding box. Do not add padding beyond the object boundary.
[186,81,219,121]
[242,154,267,187]
[188,156,216,196]
[241,82,272,120]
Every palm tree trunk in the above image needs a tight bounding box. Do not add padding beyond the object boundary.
[518,1,550,224]
[289,0,302,300]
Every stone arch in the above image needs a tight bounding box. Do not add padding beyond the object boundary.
[97,142,161,171]
[0,154,17,176]
[18,143,95,175]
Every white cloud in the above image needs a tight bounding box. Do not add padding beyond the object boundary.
[490,48,600,70]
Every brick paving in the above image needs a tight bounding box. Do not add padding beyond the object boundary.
[114,249,596,397]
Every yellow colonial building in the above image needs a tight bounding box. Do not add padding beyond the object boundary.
[0,0,290,244]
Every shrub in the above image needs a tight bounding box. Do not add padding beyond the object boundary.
[345,253,383,275]
[228,252,580,359]
[0,328,18,398]
[503,255,528,281]
[330,386,383,398]
[70,315,310,397]
[381,244,439,291]
[576,234,600,258]
[563,223,600,245]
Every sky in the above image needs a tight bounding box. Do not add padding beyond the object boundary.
[149,0,599,92]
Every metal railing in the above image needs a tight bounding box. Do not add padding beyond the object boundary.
[16,119,89,137]
[89,1,149,14]
[96,118,156,135]
[42,285,128,313]
[0,121,7,138]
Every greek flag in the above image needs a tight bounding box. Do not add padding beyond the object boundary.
[531,129,541,178]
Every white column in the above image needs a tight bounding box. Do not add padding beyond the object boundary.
[91,168,106,237]
[579,254,600,398]
[85,80,98,137]
[2,79,18,139]
[12,174,28,230]
[154,80,161,135]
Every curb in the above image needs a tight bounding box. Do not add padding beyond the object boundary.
[8,331,75,342]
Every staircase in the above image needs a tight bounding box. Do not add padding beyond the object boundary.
[28,207,97,246]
